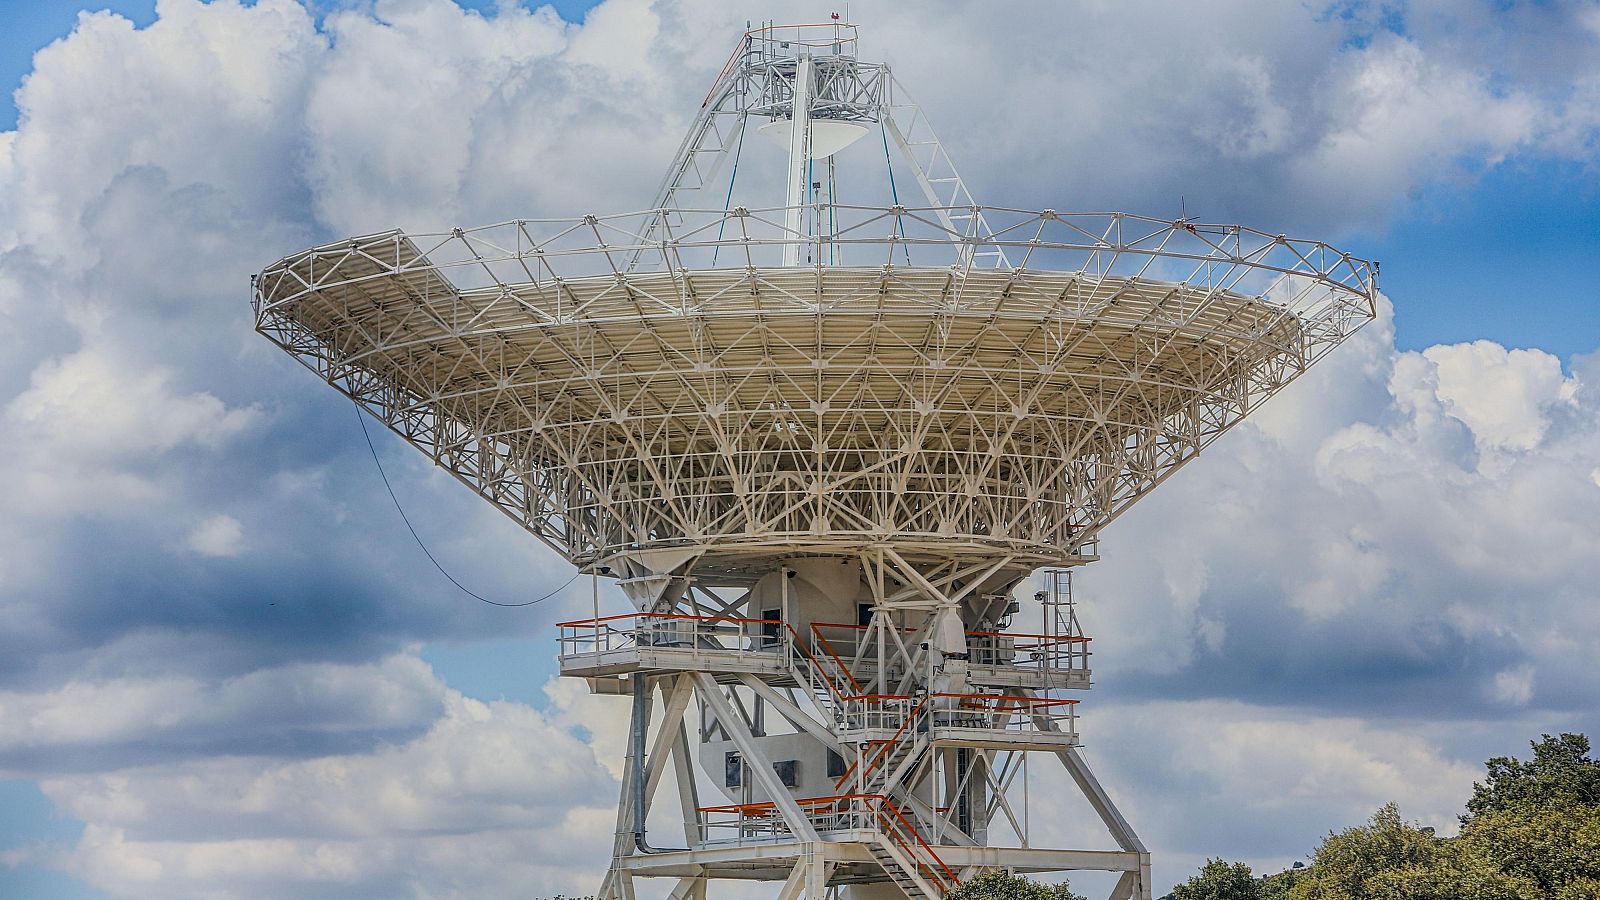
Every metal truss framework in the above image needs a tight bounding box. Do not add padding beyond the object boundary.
[637,22,998,269]
[254,206,1375,581]
[567,566,1153,900]
[252,21,1379,900]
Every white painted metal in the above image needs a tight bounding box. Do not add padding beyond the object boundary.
[252,21,1379,900]
[758,119,868,159]
[782,55,814,267]
[255,222,1374,582]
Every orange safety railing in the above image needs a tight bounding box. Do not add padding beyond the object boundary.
[697,793,958,892]
[966,629,1092,672]
[925,692,1079,737]
[836,694,921,735]
[557,611,782,658]
[699,792,872,839]
[555,613,862,705]
[831,692,1079,792]
[872,793,961,894]
[810,625,864,694]
[811,621,1092,673]
[557,614,1090,696]
[832,688,934,787]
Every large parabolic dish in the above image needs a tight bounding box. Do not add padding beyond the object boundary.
[252,23,1381,900]
[255,207,1375,582]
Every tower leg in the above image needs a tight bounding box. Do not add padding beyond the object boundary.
[1057,748,1151,900]
[804,842,827,899]
[1107,864,1153,900]
[776,855,810,900]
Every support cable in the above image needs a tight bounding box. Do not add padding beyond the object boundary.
[880,121,912,266]
[356,407,577,608]
[710,113,748,266]
[807,150,815,264]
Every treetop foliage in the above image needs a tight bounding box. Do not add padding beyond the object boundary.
[1465,732,1600,821]
[1171,733,1600,900]
[1171,859,1259,900]
[946,869,1086,900]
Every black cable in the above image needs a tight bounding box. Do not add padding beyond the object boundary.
[355,407,577,608]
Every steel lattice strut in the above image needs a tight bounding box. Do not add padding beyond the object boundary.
[253,21,1378,900]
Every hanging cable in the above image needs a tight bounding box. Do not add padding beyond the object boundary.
[880,121,912,266]
[807,150,816,264]
[710,113,748,267]
[356,407,577,608]
[827,154,837,266]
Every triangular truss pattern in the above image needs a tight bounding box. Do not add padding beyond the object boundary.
[251,22,1379,900]
[255,209,1374,581]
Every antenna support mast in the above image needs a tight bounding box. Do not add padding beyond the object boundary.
[253,21,1380,900]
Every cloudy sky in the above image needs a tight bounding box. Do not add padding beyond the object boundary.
[0,0,1597,897]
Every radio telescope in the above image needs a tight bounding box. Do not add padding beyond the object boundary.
[254,22,1376,900]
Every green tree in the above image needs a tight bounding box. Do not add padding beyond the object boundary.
[1172,858,1260,900]
[1285,804,1531,900]
[1465,733,1600,820]
[946,869,1086,900]
[1457,799,1600,899]
[1259,866,1305,900]
[1168,733,1600,900]
[1288,804,1433,899]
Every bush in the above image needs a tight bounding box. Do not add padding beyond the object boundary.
[1172,734,1600,900]
[946,869,1086,900]
[1172,858,1260,900]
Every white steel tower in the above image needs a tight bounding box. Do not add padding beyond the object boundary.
[253,22,1378,900]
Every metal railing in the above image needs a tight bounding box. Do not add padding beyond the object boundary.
[256,206,1378,305]
[873,793,962,894]
[554,614,869,709]
[966,629,1091,674]
[837,694,923,735]
[926,693,1078,739]
[556,612,789,662]
[697,793,959,893]
[837,692,1079,743]
[809,621,1091,678]
[699,793,875,842]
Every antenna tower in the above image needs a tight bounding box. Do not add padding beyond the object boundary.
[253,21,1378,900]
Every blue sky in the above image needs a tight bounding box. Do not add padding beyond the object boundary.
[0,1,1597,898]
[3,2,1596,361]
[0,0,598,116]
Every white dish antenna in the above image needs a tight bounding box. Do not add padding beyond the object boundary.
[252,20,1381,900]
[757,119,869,159]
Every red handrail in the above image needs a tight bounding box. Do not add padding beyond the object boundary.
[813,620,1092,644]
[872,794,960,887]
[811,625,864,693]
[557,611,780,628]
[558,613,865,706]
[832,692,1078,789]
[930,692,1079,708]
[696,792,958,889]
[835,694,931,790]
[703,23,860,105]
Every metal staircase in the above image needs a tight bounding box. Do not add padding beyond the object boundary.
[870,841,933,900]
[553,584,1119,900]
[771,628,958,899]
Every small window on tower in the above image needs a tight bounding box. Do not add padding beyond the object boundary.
[761,609,781,645]
[827,750,847,778]
[857,603,874,627]
[773,759,799,788]
[725,751,742,788]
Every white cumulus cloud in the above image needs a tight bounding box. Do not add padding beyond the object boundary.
[14,668,620,900]
[186,513,244,557]
[0,1,1598,897]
